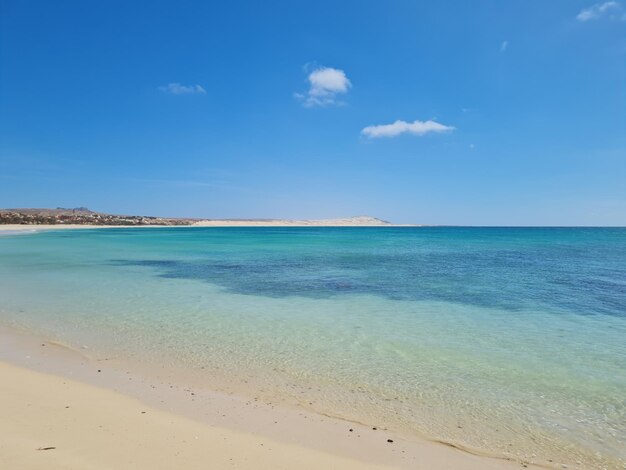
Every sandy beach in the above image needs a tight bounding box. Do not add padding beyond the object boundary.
[0,325,531,470]
[0,224,171,233]
[0,360,394,470]
[0,216,412,233]
[191,216,413,227]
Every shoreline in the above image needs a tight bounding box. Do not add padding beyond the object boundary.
[0,221,416,233]
[0,323,534,469]
[0,360,394,470]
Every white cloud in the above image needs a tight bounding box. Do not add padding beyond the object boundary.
[297,66,351,107]
[159,83,206,95]
[577,1,621,21]
[361,119,455,139]
[500,40,508,52]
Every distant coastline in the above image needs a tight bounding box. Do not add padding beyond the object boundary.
[0,207,412,228]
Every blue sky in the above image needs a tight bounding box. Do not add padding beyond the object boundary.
[1,0,624,225]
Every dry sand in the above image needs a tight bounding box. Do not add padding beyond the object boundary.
[191,216,409,227]
[0,326,534,470]
[0,224,171,233]
[0,217,414,232]
[0,361,397,470]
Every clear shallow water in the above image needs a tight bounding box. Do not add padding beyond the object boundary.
[0,227,625,468]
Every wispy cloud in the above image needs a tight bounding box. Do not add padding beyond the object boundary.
[159,83,206,95]
[131,177,249,193]
[132,177,212,188]
[295,66,351,107]
[361,119,455,139]
[577,1,621,21]
[500,40,508,52]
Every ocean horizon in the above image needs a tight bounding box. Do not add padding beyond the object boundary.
[1,226,624,468]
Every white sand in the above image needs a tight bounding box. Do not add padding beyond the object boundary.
[192,216,407,226]
[0,216,415,232]
[0,224,169,233]
[0,326,534,470]
[0,360,399,470]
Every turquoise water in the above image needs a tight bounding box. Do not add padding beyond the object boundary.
[0,227,625,468]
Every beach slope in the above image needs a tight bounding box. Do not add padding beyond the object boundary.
[0,360,395,470]
[0,359,530,470]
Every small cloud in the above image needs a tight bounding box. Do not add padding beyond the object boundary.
[159,83,206,95]
[469,143,475,149]
[577,1,621,21]
[297,66,351,107]
[500,40,508,52]
[361,119,455,139]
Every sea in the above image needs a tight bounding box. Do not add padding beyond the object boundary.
[0,227,624,468]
